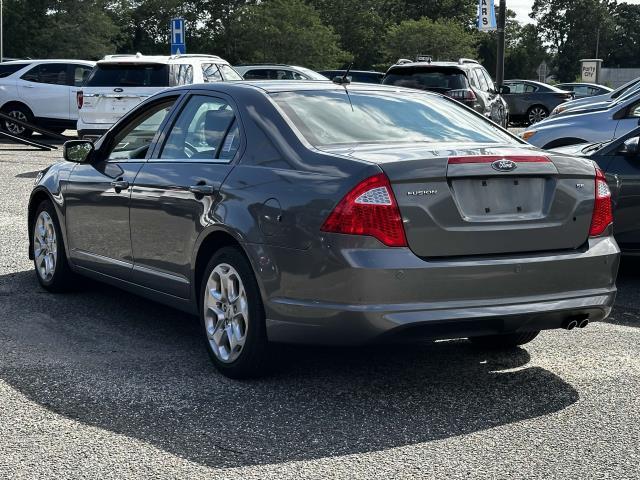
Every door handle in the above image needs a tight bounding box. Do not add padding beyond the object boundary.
[110,179,129,191]
[22,84,35,89]
[189,184,214,196]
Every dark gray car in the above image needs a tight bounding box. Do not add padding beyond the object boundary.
[503,80,574,125]
[28,81,620,378]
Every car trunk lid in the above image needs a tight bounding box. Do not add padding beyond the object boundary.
[321,143,596,257]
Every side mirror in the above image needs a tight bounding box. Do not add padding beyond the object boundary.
[619,137,640,156]
[498,85,511,95]
[63,140,94,163]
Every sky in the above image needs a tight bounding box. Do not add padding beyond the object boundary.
[509,0,640,24]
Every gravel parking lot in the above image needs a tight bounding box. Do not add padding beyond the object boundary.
[1,139,639,479]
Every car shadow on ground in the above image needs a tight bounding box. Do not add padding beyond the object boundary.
[0,269,579,468]
[605,257,640,328]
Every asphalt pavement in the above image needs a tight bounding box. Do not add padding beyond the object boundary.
[0,140,639,479]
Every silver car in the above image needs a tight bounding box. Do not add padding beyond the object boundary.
[28,82,619,378]
[551,77,640,117]
[523,89,640,149]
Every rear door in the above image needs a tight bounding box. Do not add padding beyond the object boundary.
[80,62,169,125]
[65,97,178,279]
[18,63,70,119]
[128,92,242,298]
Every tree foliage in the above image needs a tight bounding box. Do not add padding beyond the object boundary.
[2,0,639,79]
[383,17,476,65]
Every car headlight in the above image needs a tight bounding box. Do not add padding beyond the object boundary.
[551,105,566,115]
[521,130,537,141]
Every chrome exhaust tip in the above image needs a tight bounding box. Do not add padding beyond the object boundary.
[577,318,590,328]
[563,319,578,330]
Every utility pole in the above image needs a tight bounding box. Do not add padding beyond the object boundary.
[1,0,3,63]
[495,0,506,87]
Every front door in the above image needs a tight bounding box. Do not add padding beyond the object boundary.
[129,93,242,298]
[65,99,177,279]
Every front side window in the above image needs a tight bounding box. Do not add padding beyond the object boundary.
[244,69,269,80]
[272,90,516,147]
[481,69,495,91]
[21,63,68,85]
[160,95,239,162]
[108,100,176,160]
[474,69,488,91]
[218,64,243,81]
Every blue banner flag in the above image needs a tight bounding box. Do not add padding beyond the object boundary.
[478,0,497,31]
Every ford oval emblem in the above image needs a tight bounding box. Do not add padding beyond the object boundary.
[491,159,517,172]
[114,87,124,93]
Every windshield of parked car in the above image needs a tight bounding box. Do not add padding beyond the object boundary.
[272,90,517,146]
[611,78,640,99]
[382,67,467,92]
[85,63,169,87]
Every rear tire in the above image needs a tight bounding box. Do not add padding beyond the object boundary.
[2,104,34,138]
[200,246,269,379]
[32,200,75,292]
[469,331,539,349]
[527,105,548,125]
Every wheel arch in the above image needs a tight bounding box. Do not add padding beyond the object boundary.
[542,137,588,149]
[0,100,34,117]
[27,189,54,259]
[192,228,258,310]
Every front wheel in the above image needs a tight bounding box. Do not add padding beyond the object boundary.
[469,331,539,349]
[200,247,269,378]
[32,200,75,292]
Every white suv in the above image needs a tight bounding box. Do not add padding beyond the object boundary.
[77,53,242,139]
[0,59,95,137]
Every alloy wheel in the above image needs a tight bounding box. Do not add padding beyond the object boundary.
[33,211,57,282]
[528,107,547,124]
[5,110,27,135]
[203,263,249,363]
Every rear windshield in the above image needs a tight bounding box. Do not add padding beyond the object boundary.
[85,63,169,87]
[272,90,516,147]
[383,68,467,92]
[0,63,29,78]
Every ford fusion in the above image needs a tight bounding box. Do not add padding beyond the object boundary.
[28,81,620,378]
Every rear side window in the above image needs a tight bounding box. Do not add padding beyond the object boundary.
[202,63,222,82]
[85,63,169,87]
[272,90,516,146]
[0,63,30,78]
[21,63,68,85]
[169,64,193,86]
[474,69,488,91]
[160,95,239,162]
[73,65,93,86]
[383,68,467,92]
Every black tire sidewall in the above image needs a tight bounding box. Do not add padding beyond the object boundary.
[199,246,268,378]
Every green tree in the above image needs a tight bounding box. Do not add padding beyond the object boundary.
[606,2,640,68]
[531,0,615,81]
[382,17,477,66]
[231,0,350,68]
[4,0,119,59]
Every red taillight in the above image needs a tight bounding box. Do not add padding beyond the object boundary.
[321,173,407,247]
[446,88,477,102]
[589,167,613,237]
[77,91,83,109]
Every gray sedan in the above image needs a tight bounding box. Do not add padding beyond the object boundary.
[27,82,619,378]
[502,79,573,125]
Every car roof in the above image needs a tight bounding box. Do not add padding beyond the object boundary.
[98,54,226,65]
[176,80,441,96]
[0,59,95,65]
[505,79,567,92]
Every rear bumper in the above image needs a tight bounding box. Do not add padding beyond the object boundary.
[247,236,620,345]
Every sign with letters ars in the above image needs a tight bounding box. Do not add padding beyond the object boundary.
[478,0,497,31]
